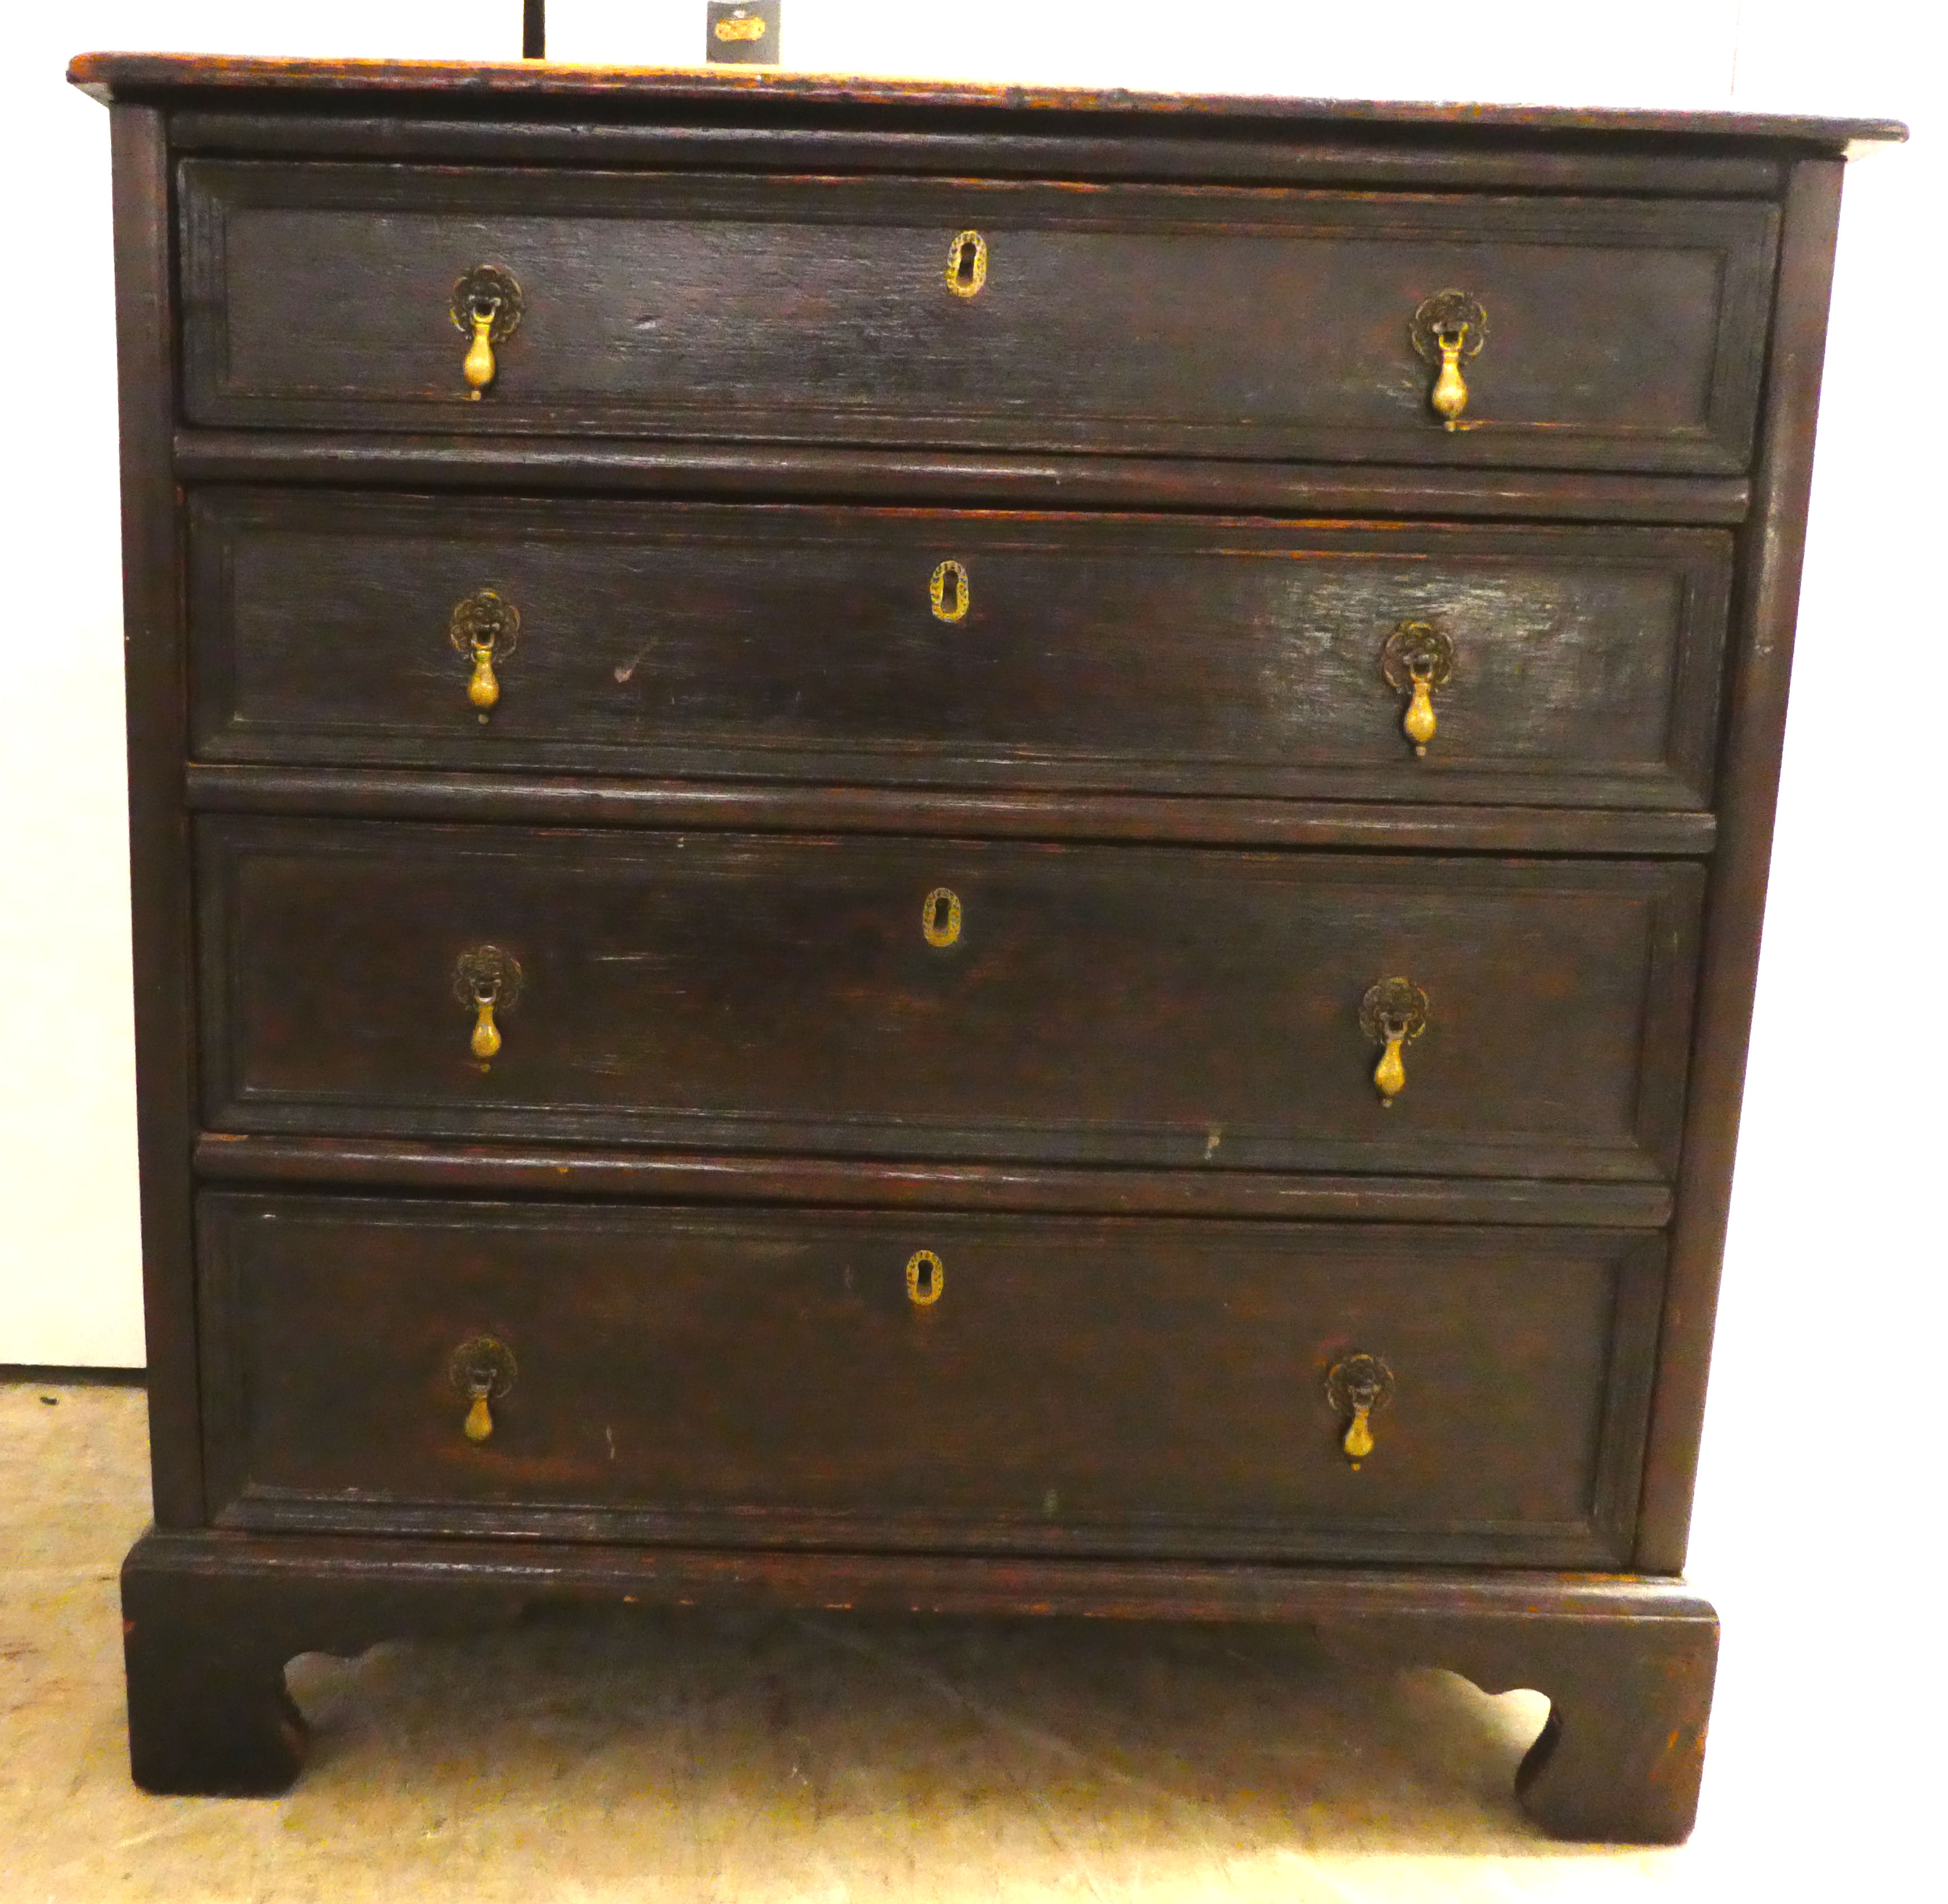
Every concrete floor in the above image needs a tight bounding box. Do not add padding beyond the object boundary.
[0,1380,1799,1901]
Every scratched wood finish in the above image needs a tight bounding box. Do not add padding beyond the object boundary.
[74,57,1893,1835]
[198,1194,1662,1566]
[178,163,1779,473]
[196,818,1704,1179]
[69,52,1905,148]
[190,491,1732,808]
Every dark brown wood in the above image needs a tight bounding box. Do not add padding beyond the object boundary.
[164,110,1789,196]
[66,52,1904,149]
[172,431,1755,524]
[190,1134,1676,1227]
[196,818,1704,1180]
[109,105,202,1526]
[185,765,1720,856]
[190,491,1731,809]
[178,159,1777,474]
[198,1195,1661,1566]
[122,1526,1716,1840]
[75,65,1870,1840]
[1634,158,1847,1573]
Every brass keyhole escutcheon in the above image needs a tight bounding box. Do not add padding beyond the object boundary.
[906,1249,945,1307]
[1379,622,1455,758]
[1359,978,1428,1108]
[454,945,523,1063]
[921,887,962,947]
[946,229,988,298]
[1325,1354,1395,1469]
[451,264,524,400]
[929,559,970,624]
[449,1336,517,1443]
[449,589,521,722]
[1409,290,1487,432]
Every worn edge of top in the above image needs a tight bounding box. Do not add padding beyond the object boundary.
[66,53,1906,148]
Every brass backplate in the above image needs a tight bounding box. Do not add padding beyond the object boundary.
[448,1335,517,1401]
[448,588,521,660]
[1409,288,1487,363]
[1359,977,1428,1046]
[453,944,523,1010]
[450,264,525,343]
[1379,621,1453,692]
[1325,1352,1395,1419]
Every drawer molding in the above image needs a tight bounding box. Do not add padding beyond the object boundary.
[185,765,1722,856]
[192,1134,1677,1227]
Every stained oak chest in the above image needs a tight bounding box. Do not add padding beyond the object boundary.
[70,51,1902,1842]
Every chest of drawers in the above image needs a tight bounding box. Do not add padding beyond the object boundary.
[72,51,1901,1843]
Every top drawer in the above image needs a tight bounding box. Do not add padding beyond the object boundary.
[180,163,1779,474]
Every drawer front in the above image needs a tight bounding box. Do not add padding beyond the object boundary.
[200,1195,1663,1566]
[190,490,1731,809]
[198,819,1703,1179]
[181,163,1777,473]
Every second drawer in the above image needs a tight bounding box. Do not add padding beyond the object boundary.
[199,819,1703,1179]
[189,491,1732,809]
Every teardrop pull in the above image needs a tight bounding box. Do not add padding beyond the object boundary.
[1373,1030,1407,1105]
[463,1386,495,1442]
[1359,978,1428,1108]
[1430,330,1470,429]
[467,643,500,710]
[471,992,501,1060]
[1403,666,1438,755]
[1343,1405,1375,1466]
[454,946,522,1061]
[449,1336,517,1445]
[463,308,496,399]
[1324,1354,1395,1471]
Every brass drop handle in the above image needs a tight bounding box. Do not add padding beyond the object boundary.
[454,945,523,1063]
[1379,621,1455,758]
[462,307,496,394]
[449,1337,517,1443]
[450,264,524,401]
[470,984,503,1060]
[1359,978,1429,1108]
[1325,1354,1395,1469]
[449,589,521,722]
[1410,290,1488,432]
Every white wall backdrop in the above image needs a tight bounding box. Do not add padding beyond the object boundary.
[3,0,1944,1881]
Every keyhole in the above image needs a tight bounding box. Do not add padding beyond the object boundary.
[922,887,962,947]
[929,559,970,624]
[945,230,987,298]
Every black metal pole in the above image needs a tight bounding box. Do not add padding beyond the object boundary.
[522,0,545,59]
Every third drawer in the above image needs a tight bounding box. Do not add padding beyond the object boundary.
[198,818,1704,1180]
[190,491,1732,810]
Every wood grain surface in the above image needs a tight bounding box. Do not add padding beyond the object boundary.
[179,162,1778,473]
[190,490,1732,807]
[198,1194,1662,1567]
[196,818,1705,1179]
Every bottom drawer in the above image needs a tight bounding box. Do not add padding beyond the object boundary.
[199,1195,1663,1566]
